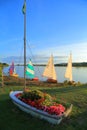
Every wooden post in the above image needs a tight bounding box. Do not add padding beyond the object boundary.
[0,65,4,87]
[2,70,4,87]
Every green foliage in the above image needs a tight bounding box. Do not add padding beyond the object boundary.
[0,62,8,67]
[63,80,84,87]
[21,89,44,101]
[55,62,87,67]
[20,89,53,106]
[0,62,8,77]
[1,85,87,130]
[63,80,69,85]
[42,93,53,106]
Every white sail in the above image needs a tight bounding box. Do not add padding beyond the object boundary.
[42,54,57,80]
[65,53,72,81]
[13,68,16,74]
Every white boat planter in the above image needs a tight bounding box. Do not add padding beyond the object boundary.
[9,91,73,125]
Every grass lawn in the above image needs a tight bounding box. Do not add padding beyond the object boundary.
[0,85,87,130]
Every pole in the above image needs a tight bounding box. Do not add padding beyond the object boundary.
[24,0,26,89]
[2,70,4,87]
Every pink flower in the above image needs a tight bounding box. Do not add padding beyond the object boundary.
[15,93,65,116]
[15,93,22,98]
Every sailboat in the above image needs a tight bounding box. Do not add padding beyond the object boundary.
[42,54,57,83]
[26,59,39,81]
[65,53,72,82]
[9,62,18,77]
[9,0,72,125]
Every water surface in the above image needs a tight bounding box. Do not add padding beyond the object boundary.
[3,66,87,83]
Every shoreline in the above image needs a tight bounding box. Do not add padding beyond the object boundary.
[16,62,87,67]
[3,75,86,87]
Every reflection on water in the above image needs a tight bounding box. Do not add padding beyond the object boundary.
[3,66,87,83]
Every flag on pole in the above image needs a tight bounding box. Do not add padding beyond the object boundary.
[22,1,26,14]
[26,60,35,79]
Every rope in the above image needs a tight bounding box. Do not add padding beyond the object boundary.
[26,41,43,80]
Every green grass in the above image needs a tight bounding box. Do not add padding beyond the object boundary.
[0,85,87,130]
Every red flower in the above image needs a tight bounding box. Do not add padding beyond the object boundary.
[45,105,65,115]
[15,93,22,98]
[15,93,65,116]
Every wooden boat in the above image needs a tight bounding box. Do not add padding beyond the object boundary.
[10,91,73,125]
[42,54,57,83]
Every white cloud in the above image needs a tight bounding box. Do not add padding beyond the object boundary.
[37,42,87,62]
[2,42,87,64]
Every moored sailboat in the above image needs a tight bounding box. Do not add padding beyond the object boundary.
[42,54,57,83]
[9,62,18,77]
[26,59,39,81]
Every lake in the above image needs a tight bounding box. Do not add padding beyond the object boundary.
[3,66,87,83]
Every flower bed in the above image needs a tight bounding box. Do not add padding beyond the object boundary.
[15,89,65,116]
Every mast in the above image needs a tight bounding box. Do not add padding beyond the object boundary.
[23,0,26,89]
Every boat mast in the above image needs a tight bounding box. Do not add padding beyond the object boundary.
[23,0,26,89]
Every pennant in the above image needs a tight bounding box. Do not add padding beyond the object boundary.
[22,1,26,14]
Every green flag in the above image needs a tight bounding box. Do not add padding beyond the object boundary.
[22,2,26,14]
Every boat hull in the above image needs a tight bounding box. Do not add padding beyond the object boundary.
[47,78,57,83]
[10,74,19,77]
[9,91,72,124]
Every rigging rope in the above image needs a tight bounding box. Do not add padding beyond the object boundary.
[26,41,43,80]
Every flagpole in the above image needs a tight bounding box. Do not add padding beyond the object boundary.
[24,0,26,89]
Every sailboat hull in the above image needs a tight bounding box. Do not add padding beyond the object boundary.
[47,78,57,83]
[10,73,19,77]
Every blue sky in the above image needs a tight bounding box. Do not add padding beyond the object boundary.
[0,0,87,63]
